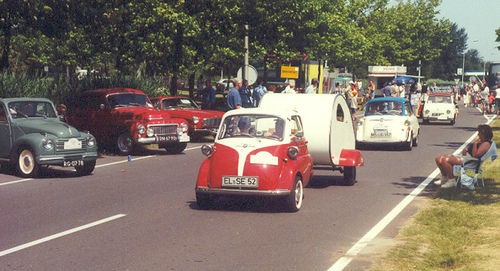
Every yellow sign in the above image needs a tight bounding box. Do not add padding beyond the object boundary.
[281,66,299,79]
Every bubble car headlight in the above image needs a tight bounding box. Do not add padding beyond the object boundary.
[446,109,451,114]
[424,110,430,115]
[404,120,411,126]
[287,146,299,160]
[42,138,55,150]
[201,144,214,157]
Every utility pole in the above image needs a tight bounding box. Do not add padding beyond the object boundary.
[461,53,465,87]
[417,60,421,85]
[244,24,249,82]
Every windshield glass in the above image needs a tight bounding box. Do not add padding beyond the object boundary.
[107,93,151,108]
[162,98,198,109]
[365,101,404,116]
[427,95,452,104]
[8,101,57,119]
[218,114,286,141]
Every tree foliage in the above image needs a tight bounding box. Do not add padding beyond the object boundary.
[0,0,472,81]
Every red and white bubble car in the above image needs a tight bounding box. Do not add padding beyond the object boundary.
[195,94,364,212]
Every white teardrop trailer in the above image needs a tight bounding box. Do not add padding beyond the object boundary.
[258,93,364,185]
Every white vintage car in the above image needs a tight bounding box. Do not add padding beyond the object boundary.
[356,97,420,150]
[421,93,457,125]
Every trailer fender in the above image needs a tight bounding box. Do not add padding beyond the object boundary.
[337,149,364,167]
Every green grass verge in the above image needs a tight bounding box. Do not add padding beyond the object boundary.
[370,118,500,271]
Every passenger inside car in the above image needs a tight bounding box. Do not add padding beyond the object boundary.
[236,117,252,135]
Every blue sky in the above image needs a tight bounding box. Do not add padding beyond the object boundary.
[438,0,499,61]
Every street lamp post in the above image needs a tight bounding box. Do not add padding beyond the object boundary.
[461,52,465,87]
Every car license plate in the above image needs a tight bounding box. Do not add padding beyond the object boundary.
[64,138,82,150]
[371,129,390,137]
[63,160,84,167]
[222,176,259,188]
[432,113,442,116]
[157,135,178,142]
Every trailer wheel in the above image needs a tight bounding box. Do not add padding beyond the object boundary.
[342,166,356,186]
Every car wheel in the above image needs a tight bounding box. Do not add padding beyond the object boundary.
[17,148,40,178]
[450,116,456,125]
[196,193,213,210]
[404,133,413,151]
[412,133,419,147]
[75,160,96,176]
[116,133,134,155]
[163,142,188,154]
[285,176,303,212]
[342,166,356,186]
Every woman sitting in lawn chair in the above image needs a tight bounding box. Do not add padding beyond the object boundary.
[435,124,495,188]
[457,140,497,189]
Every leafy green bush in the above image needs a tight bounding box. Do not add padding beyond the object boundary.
[0,71,170,104]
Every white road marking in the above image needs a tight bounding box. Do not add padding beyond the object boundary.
[327,117,497,271]
[0,178,33,186]
[0,145,203,186]
[0,214,126,257]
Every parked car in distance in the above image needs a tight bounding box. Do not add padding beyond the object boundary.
[356,97,420,150]
[65,88,190,155]
[195,108,314,212]
[150,96,223,140]
[421,93,458,125]
[0,98,98,177]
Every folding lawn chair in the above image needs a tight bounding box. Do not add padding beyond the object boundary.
[457,141,498,190]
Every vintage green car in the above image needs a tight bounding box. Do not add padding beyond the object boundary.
[0,98,98,177]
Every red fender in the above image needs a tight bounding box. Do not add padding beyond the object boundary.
[196,159,211,187]
[338,149,364,167]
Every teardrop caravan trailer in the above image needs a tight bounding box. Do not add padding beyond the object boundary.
[259,93,364,185]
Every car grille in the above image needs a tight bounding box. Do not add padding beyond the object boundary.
[150,124,178,135]
[202,118,221,128]
[56,139,87,152]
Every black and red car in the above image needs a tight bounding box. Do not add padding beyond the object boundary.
[151,96,224,140]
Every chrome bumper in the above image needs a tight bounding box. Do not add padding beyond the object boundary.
[195,187,290,196]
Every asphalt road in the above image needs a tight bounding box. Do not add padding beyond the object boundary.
[0,104,495,271]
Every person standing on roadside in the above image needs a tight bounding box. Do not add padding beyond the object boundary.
[226,78,242,110]
[367,80,375,100]
[429,82,438,93]
[201,80,216,110]
[240,79,253,107]
[252,79,268,107]
[282,79,297,94]
[495,84,500,115]
[196,75,204,99]
[382,82,392,97]
[304,78,318,94]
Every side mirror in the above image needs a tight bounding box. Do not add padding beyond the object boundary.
[295,131,304,138]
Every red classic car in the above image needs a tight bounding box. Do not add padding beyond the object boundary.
[151,96,224,140]
[65,88,190,155]
[195,107,314,212]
